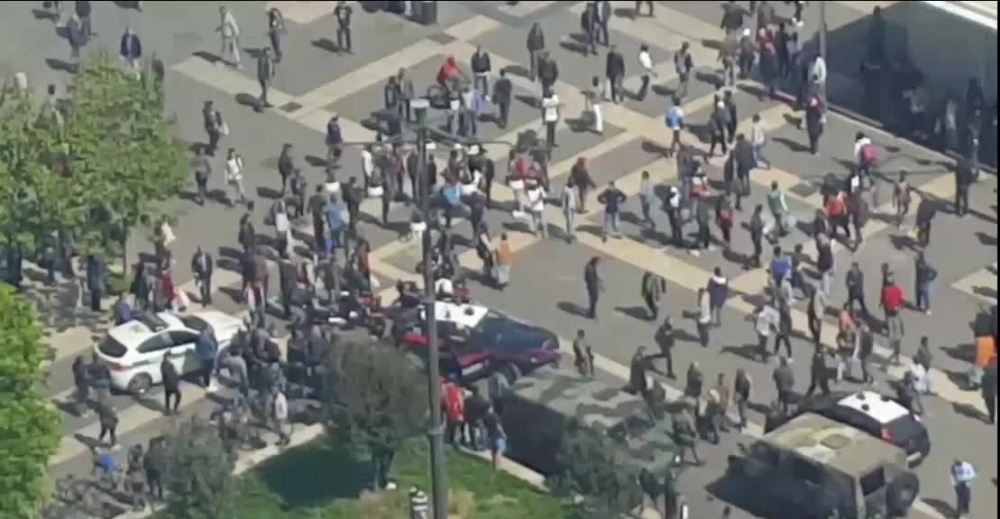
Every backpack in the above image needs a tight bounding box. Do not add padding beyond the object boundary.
[860,143,878,165]
[665,107,683,129]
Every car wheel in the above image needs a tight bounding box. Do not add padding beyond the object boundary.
[127,373,153,396]
[886,471,920,516]
[498,363,522,385]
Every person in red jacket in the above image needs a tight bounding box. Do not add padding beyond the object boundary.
[442,379,466,446]
[881,273,905,365]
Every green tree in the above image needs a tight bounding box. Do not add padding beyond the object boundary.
[325,340,430,491]
[0,82,70,285]
[0,284,62,517]
[548,422,643,519]
[64,52,187,275]
[164,417,239,519]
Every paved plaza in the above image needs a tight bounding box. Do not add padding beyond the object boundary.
[2,1,996,518]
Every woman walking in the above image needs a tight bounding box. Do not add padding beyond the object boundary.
[267,8,285,63]
[494,233,513,290]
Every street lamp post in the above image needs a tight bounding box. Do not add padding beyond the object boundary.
[819,1,828,64]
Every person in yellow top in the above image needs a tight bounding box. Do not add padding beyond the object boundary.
[494,233,513,290]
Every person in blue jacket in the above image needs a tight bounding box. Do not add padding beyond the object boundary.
[195,327,219,392]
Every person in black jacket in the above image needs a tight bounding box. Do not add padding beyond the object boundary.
[584,257,603,319]
[278,143,297,195]
[97,402,119,448]
[72,356,90,417]
[955,156,975,217]
[733,133,755,209]
[492,69,512,129]
[723,90,739,144]
[538,52,559,92]
[160,354,181,415]
[708,98,729,156]
[527,22,545,81]
[805,345,831,396]
[471,45,492,95]
[191,247,214,307]
[119,27,142,71]
[278,252,298,319]
[805,95,825,154]
[605,45,625,104]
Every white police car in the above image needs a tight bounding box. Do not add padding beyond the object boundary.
[766,390,931,465]
[94,311,245,394]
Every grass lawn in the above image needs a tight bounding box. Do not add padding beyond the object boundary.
[212,438,572,519]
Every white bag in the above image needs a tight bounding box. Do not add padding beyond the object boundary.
[325,181,342,195]
[275,211,290,233]
[367,185,384,198]
[509,179,525,191]
[219,119,230,136]
[173,288,191,312]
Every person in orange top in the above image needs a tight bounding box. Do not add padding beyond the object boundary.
[971,334,997,389]
[825,190,850,242]
[442,378,466,446]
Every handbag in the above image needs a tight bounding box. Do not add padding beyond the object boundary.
[219,119,230,136]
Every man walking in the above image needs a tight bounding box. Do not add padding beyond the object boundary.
[915,252,937,315]
[278,252,297,320]
[696,288,712,347]
[654,317,677,379]
[733,369,752,430]
[951,460,976,519]
[160,353,181,415]
[598,181,626,241]
[334,1,353,53]
[982,359,996,424]
[85,254,105,312]
[190,247,214,307]
[665,97,684,157]
[257,47,275,108]
[217,5,241,68]
[119,27,142,72]
[749,204,765,268]
[955,156,975,217]
[733,133,755,210]
[707,268,728,326]
[492,69,512,129]
[641,271,666,321]
[751,113,771,169]
[846,262,869,317]
[805,345,831,396]
[471,44,492,96]
[605,45,626,104]
[773,356,795,414]
[584,257,603,320]
[594,0,612,47]
[807,284,827,346]
[674,42,694,100]
[766,181,790,238]
[526,22,545,82]
[636,43,654,101]
[561,179,579,243]
[196,327,219,392]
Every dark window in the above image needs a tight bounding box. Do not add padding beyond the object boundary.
[829,406,878,434]
[859,467,886,496]
[98,336,127,358]
[169,331,199,347]
[178,315,210,332]
[138,334,174,354]
[790,458,825,486]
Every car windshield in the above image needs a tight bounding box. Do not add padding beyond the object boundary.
[469,314,552,351]
[98,336,127,358]
[178,315,210,332]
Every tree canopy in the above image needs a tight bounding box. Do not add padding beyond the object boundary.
[548,422,643,519]
[0,284,62,518]
[0,53,186,277]
[325,340,430,489]
[164,417,239,519]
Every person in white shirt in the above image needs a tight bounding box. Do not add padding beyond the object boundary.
[636,43,655,101]
[809,53,827,101]
[751,113,771,169]
[272,389,290,446]
[562,179,579,243]
[587,76,604,134]
[225,148,246,205]
[527,183,548,238]
[360,145,375,193]
[217,6,241,68]
[541,88,560,148]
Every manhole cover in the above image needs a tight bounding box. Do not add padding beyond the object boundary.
[427,32,457,45]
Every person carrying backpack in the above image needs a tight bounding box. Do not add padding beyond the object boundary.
[853,132,878,183]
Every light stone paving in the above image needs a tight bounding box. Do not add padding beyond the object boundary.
[951,262,998,305]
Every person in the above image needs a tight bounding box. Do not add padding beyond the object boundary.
[955,155,975,217]
[674,42,694,100]
[807,284,828,346]
[696,288,712,347]
[815,232,834,297]
[881,273,905,365]
[584,257,603,320]
[665,97,684,157]
[541,87,560,148]
[72,355,90,417]
[770,245,790,287]
[526,182,548,238]
[526,22,545,82]
[118,27,142,72]
[470,43,492,96]
[495,233,513,290]
[641,271,666,321]
[892,170,912,228]
[443,378,466,445]
[951,460,976,518]
[707,268,728,326]
[846,262,869,317]
[914,252,937,315]
[743,204,764,268]
[561,179,579,243]
[597,181,626,242]
[160,353,181,415]
[196,327,219,392]
[569,157,596,214]
[267,7,285,63]
[857,320,875,384]
[753,302,779,362]
[85,254,105,312]
[572,329,594,377]
[708,99,729,156]
[672,405,701,465]
[144,437,165,502]
[766,181,790,238]
[273,389,291,446]
[636,43,655,101]
[485,407,507,469]
[217,5,241,68]
[225,148,247,206]
[605,45,626,104]
[773,356,795,414]
[982,359,996,424]
[191,146,212,206]
[805,94,825,154]
[805,345,831,397]
[848,188,869,250]
[492,68,512,129]
[653,317,677,379]
[629,347,650,397]
[334,0,352,53]
[190,247,214,307]
[638,170,656,230]
[113,293,133,326]
[709,374,731,435]
[97,402,119,449]
[733,369,752,430]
